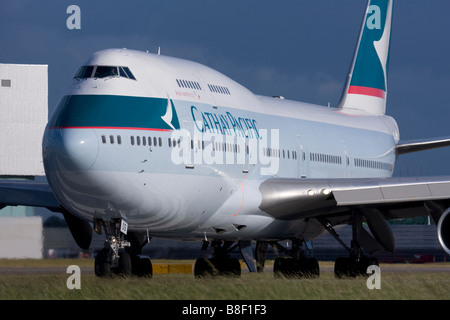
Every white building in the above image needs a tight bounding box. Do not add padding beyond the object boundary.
[0,64,48,258]
[0,64,48,176]
[0,217,43,259]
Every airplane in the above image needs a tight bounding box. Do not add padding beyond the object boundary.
[1,0,450,278]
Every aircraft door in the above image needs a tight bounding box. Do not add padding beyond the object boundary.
[341,140,350,177]
[242,137,250,174]
[182,120,195,169]
[297,135,307,178]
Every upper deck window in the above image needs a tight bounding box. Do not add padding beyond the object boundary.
[176,78,202,90]
[74,65,136,80]
[208,83,231,95]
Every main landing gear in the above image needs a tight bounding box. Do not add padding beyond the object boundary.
[194,241,242,277]
[272,240,320,278]
[193,239,320,278]
[318,213,380,278]
[94,218,153,277]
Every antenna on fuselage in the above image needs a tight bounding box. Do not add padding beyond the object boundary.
[158,46,161,55]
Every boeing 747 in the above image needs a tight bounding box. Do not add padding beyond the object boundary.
[1,0,450,278]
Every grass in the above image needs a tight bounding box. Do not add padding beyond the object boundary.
[0,259,449,300]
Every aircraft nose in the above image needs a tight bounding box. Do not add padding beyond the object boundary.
[43,128,99,172]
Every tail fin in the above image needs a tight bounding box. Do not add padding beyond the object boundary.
[338,0,393,115]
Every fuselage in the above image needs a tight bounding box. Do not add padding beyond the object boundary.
[42,48,399,241]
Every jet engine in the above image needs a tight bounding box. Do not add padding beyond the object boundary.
[438,208,450,255]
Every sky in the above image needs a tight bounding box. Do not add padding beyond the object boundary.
[1,0,450,177]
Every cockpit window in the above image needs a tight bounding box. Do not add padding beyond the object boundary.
[121,67,136,80]
[74,65,136,80]
[119,67,128,78]
[74,66,94,79]
[95,66,118,78]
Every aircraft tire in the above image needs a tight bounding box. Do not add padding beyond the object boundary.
[219,258,241,277]
[334,257,351,278]
[131,255,153,277]
[118,251,132,277]
[303,257,320,278]
[274,257,319,278]
[274,257,295,278]
[194,258,216,278]
[95,248,111,277]
[334,256,379,278]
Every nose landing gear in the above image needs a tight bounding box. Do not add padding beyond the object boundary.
[94,218,152,277]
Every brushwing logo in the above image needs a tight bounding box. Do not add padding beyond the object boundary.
[161,98,177,130]
[373,2,392,93]
[349,0,391,98]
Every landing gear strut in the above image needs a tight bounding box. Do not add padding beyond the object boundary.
[94,218,152,277]
[318,213,379,278]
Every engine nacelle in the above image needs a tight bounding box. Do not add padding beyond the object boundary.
[437,208,450,255]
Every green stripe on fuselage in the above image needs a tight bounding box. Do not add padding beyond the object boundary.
[48,95,180,130]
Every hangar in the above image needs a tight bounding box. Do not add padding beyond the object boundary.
[0,63,48,258]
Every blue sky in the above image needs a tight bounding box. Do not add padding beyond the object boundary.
[1,0,450,176]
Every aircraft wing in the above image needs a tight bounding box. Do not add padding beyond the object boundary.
[259,176,450,221]
[396,136,450,155]
[259,176,450,254]
[0,178,94,249]
[0,178,61,211]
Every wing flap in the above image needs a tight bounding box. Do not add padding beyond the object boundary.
[259,176,450,220]
[332,177,450,206]
[332,186,385,205]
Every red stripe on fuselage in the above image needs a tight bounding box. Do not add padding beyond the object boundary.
[348,86,385,99]
[49,126,173,132]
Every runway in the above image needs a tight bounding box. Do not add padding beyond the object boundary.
[1,261,449,275]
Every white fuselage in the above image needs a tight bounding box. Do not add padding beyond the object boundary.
[42,49,399,242]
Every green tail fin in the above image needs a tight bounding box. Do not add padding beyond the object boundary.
[338,0,393,115]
